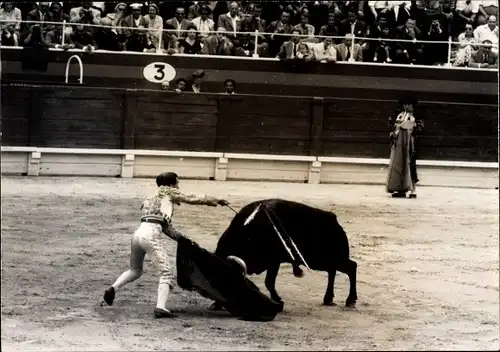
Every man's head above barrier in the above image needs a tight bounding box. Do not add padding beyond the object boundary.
[488,16,497,30]
[156,172,179,188]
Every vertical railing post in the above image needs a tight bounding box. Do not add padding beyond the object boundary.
[253,29,259,58]
[446,36,452,66]
[158,27,163,53]
[61,20,66,46]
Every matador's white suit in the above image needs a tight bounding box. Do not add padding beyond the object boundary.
[103,172,226,318]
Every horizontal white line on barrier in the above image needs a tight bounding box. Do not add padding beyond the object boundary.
[2,146,497,169]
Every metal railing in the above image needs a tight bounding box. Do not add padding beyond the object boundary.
[1,19,498,68]
[65,54,83,84]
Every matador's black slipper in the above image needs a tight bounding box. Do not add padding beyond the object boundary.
[103,287,115,306]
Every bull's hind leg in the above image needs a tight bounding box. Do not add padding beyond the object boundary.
[323,270,336,306]
[337,259,358,307]
[265,263,284,311]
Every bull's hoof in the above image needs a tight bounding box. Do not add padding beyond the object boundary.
[345,299,357,308]
[275,300,284,312]
[323,299,336,306]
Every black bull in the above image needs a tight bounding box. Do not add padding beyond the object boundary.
[215,199,358,310]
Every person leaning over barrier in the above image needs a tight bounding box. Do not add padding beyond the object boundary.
[103,172,229,319]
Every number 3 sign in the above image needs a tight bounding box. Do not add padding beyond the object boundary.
[143,62,176,83]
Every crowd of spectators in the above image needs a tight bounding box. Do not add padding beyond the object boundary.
[0,1,498,67]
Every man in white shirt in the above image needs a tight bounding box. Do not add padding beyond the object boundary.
[474,15,499,53]
[103,172,228,319]
[217,1,240,40]
[192,4,215,38]
[311,36,337,62]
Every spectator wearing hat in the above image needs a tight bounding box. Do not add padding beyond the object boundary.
[202,27,233,55]
[0,1,22,46]
[188,70,205,93]
[165,6,192,39]
[144,3,163,50]
[122,3,147,50]
[192,4,215,39]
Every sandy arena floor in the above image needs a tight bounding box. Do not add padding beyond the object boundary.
[1,176,499,351]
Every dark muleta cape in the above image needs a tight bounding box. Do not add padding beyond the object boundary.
[176,236,282,322]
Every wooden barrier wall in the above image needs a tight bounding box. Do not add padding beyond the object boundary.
[1,85,498,162]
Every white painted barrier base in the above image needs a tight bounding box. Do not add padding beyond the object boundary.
[1,147,498,189]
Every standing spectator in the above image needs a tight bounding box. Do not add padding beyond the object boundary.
[424,15,449,65]
[469,39,499,68]
[368,1,393,24]
[45,2,72,48]
[311,36,337,62]
[478,0,499,24]
[390,1,413,27]
[192,5,215,39]
[224,79,236,94]
[70,1,101,34]
[105,2,126,30]
[96,17,121,51]
[392,18,424,64]
[453,23,477,67]
[455,0,479,36]
[0,1,22,46]
[276,28,302,59]
[238,3,269,57]
[144,3,163,51]
[122,3,147,51]
[218,1,241,41]
[206,1,228,26]
[178,24,202,54]
[474,15,499,54]
[336,33,363,61]
[293,13,316,41]
[339,9,368,37]
[188,69,205,93]
[267,10,293,57]
[165,6,192,39]
[201,27,233,55]
[24,2,51,43]
[336,0,365,19]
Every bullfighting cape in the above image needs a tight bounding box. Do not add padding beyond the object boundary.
[176,236,282,322]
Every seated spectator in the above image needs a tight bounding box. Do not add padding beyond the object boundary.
[469,39,498,68]
[424,15,449,65]
[44,2,72,48]
[455,0,479,35]
[296,41,314,61]
[105,2,126,30]
[166,6,192,39]
[267,10,293,57]
[478,0,499,24]
[293,12,315,41]
[178,25,202,54]
[310,36,337,62]
[202,27,233,55]
[96,17,121,51]
[224,79,236,95]
[144,3,163,51]
[453,23,477,67]
[339,9,368,37]
[373,25,393,62]
[238,3,269,57]
[0,1,22,46]
[276,29,302,59]
[392,18,424,64]
[24,2,51,39]
[218,1,241,40]
[71,24,96,52]
[188,69,205,93]
[336,33,363,62]
[70,1,101,34]
[21,23,50,72]
[175,78,188,93]
[318,13,340,42]
[365,12,390,61]
[161,80,170,91]
[162,23,179,54]
[122,3,147,51]
[474,15,499,53]
[192,5,215,39]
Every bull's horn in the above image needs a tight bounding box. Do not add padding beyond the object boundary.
[227,255,247,276]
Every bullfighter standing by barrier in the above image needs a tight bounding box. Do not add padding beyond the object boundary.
[386,97,424,198]
[103,172,228,318]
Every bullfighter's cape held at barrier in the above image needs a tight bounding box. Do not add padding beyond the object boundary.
[175,236,282,321]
